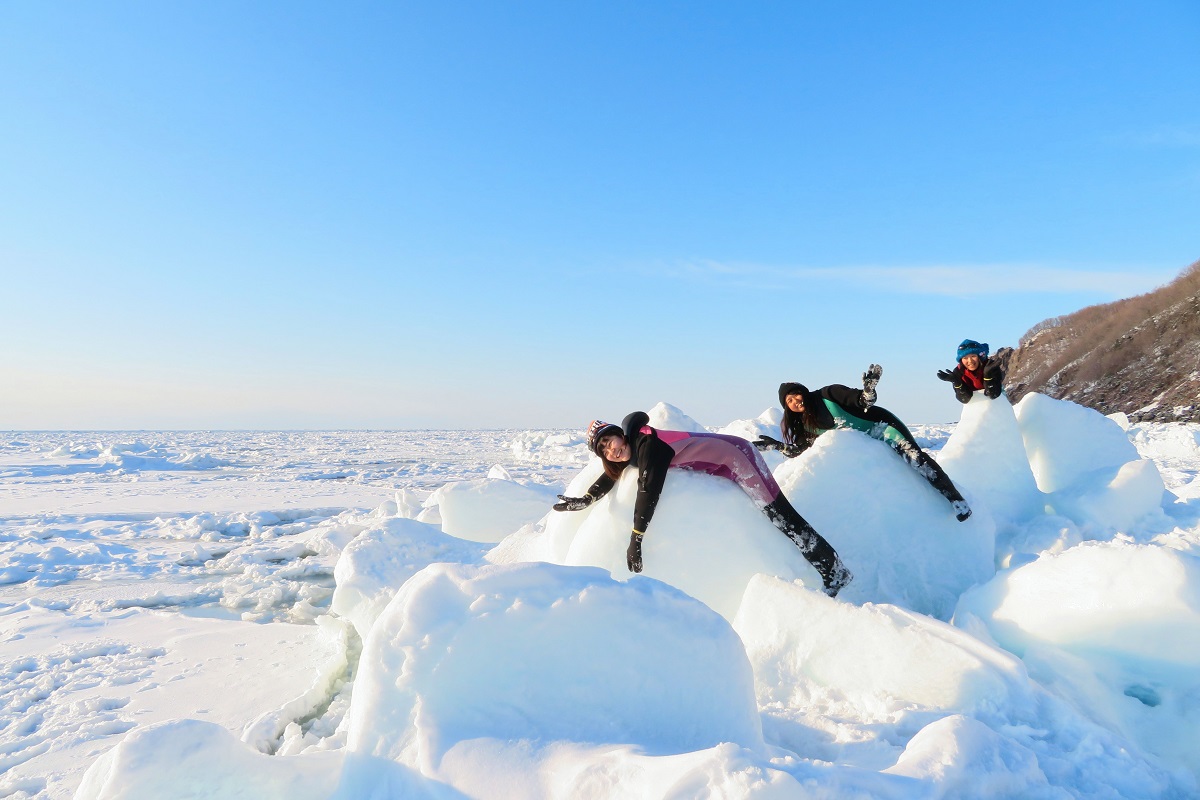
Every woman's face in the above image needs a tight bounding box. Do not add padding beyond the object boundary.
[961,353,982,371]
[599,433,631,462]
[784,393,805,414]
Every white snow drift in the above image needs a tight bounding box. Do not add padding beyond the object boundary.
[13,392,1200,799]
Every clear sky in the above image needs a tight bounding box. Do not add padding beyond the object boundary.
[2,1,1197,430]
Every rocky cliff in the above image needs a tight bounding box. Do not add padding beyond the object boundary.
[999,259,1200,423]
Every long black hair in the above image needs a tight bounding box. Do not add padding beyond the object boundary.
[778,382,822,448]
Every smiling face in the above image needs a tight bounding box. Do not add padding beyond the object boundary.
[961,353,983,371]
[598,433,631,462]
[784,393,806,414]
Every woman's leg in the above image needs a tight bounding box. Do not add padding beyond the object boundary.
[885,433,972,521]
[693,434,854,596]
[859,405,917,443]
[762,494,853,597]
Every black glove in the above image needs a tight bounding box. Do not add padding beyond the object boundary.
[982,361,1005,399]
[936,369,957,382]
[626,531,644,572]
[862,364,882,407]
[754,436,805,458]
[553,494,593,512]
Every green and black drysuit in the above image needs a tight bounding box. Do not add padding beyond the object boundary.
[779,383,970,518]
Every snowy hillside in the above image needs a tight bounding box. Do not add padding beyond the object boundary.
[3,396,1200,798]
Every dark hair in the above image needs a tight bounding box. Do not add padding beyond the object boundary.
[595,431,632,480]
[600,454,630,480]
[780,389,821,449]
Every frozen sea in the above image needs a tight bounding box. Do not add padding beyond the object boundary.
[3,402,1200,799]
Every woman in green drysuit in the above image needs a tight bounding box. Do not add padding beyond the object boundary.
[754,365,973,522]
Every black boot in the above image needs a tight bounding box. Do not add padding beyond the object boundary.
[893,441,972,522]
[763,497,852,598]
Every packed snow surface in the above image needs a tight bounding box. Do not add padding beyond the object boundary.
[4,395,1200,799]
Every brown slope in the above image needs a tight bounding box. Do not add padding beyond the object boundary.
[999,259,1200,422]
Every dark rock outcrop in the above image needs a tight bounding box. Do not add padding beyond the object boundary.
[1002,259,1200,423]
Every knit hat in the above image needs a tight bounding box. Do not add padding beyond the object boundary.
[956,340,989,362]
[778,382,809,407]
[586,420,622,456]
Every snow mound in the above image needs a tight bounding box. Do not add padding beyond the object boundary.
[99,442,231,471]
[1014,393,1166,531]
[423,474,560,542]
[490,460,822,621]
[715,407,783,441]
[509,430,591,465]
[345,562,764,769]
[884,715,1051,797]
[331,517,488,640]
[937,395,1044,524]
[956,540,1200,775]
[48,441,103,458]
[715,408,787,470]
[1014,394,1141,493]
[735,575,1033,724]
[76,719,345,800]
[646,401,706,432]
[775,430,996,619]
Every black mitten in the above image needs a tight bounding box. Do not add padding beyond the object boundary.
[553,494,593,512]
[936,369,957,382]
[982,360,1004,399]
[862,364,882,407]
[626,531,644,572]
[753,435,784,452]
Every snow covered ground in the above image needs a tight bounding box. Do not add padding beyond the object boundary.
[3,397,1200,799]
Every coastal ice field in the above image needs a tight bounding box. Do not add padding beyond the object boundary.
[3,395,1200,799]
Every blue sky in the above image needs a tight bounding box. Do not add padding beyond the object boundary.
[2,1,1197,429]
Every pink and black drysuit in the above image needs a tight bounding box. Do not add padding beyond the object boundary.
[580,411,850,596]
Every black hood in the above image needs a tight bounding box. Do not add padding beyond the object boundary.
[778,382,810,407]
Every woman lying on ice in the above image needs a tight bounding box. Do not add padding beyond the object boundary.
[754,365,973,522]
[552,412,853,598]
[936,339,1004,404]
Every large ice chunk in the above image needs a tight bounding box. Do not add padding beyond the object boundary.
[735,575,1033,725]
[937,395,1044,524]
[775,430,996,619]
[331,517,488,640]
[491,463,822,621]
[1014,393,1166,531]
[345,561,764,773]
[424,474,559,542]
[956,541,1200,775]
[75,719,344,800]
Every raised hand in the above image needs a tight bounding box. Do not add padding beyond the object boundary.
[862,363,883,407]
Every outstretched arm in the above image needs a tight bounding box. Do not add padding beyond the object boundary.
[753,435,806,457]
[553,472,616,511]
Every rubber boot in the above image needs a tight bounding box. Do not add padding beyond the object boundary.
[893,441,972,522]
[763,497,852,597]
